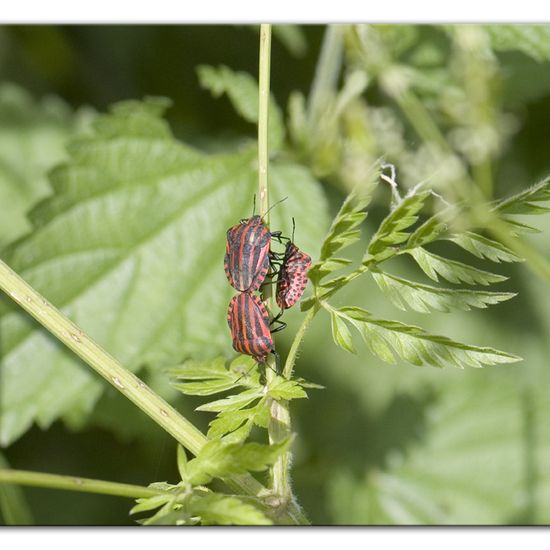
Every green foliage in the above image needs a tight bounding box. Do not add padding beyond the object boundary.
[0,98,328,446]
[485,25,550,62]
[0,84,89,248]
[327,368,550,524]
[170,356,312,442]
[197,64,285,149]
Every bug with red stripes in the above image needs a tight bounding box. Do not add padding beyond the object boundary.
[224,199,288,292]
[276,223,312,310]
[227,292,278,365]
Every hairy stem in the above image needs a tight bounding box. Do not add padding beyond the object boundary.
[0,469,162,500]
[258,23,272,219]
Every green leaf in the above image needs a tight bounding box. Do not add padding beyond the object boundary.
[406,214,449,249]
[407,248,507,286]
[190,493,271,525]
[186,438,292,486]
[0,84,89,248]
[328,374,550,524]
[206,407,257,441]
[330,310,356,354]
[268,377,308,400]
[366,190,431,262]
[486,25,550,63]
[493,177,550,216]
[195,388,264,413]
[130,493,173,516]
[307,257,353,286]
[371,271,516,313]
[0,453,33,525]
[318,161,381,263]
[339,307,521,369]
[0,99,328,446]
[448,232,522,263]
[197,64,285,150]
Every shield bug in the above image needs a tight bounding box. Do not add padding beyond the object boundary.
[276,221,312,310]
[224,198,288,292]
[227,292,275,364]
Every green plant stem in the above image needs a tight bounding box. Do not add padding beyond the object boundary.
[283,305,319,379]
[0,469,162,500]
[258,23,272,219]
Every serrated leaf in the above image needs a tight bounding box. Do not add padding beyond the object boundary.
[130,493,173,516]
[196,388,264,413]
[207,408,257,440]
[0,84,89,248]
[329,373,550,524]
[318,161,381,263]
[0,99,328,446]
[493,177,550,216]
[367,190,431,262]
[268,377,308,400]
[330,310,356,354]
[339,307,520,369]
[486,25,550,63]
[406,214,449,249]
[448,232,522,263]
[186,438,292,486]
[197,64,284,150]
[307,257,353,285]
[372,271,516,313]
[190,493,271,525]
[407,248,507,286]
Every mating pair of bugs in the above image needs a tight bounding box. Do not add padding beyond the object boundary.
[224,206,311,367]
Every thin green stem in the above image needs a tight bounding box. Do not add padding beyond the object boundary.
[0,469,161,500]
[283,306,318,379]
[258,23,272,220]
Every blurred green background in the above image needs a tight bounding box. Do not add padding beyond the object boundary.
[1,24,550,525]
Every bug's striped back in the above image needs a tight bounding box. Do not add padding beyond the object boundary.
[227,292,274,363]
[224,216,271,292]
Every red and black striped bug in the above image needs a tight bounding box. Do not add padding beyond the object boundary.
[276,221,312,310]
[227,292,276,364]
[224,199,288,292]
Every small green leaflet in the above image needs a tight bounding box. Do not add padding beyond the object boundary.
[407,248,508,286]
[371,271,516,313]
[366,190,430,263]
[309,161,380,286]
[448,232,522,263]
[492,177,550,216]
[334,306,520,369]
[197,64,285,150]
[188,493,271,525]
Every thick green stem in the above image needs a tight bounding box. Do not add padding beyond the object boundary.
[0,469,162,500]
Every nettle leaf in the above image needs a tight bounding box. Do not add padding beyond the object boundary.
[371,271,515,313]
[447,232,522,263]
[338,307,520,369]
[493,177,550,216]
[328,373,550,524]
[407,248,507,286]
[189,493,271,525]
[0,84,89,248]
[366,190,431,263]
[186,438,291,486]
[197,64,285,150]
[486,25,550,63]
[0,98,328,446]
